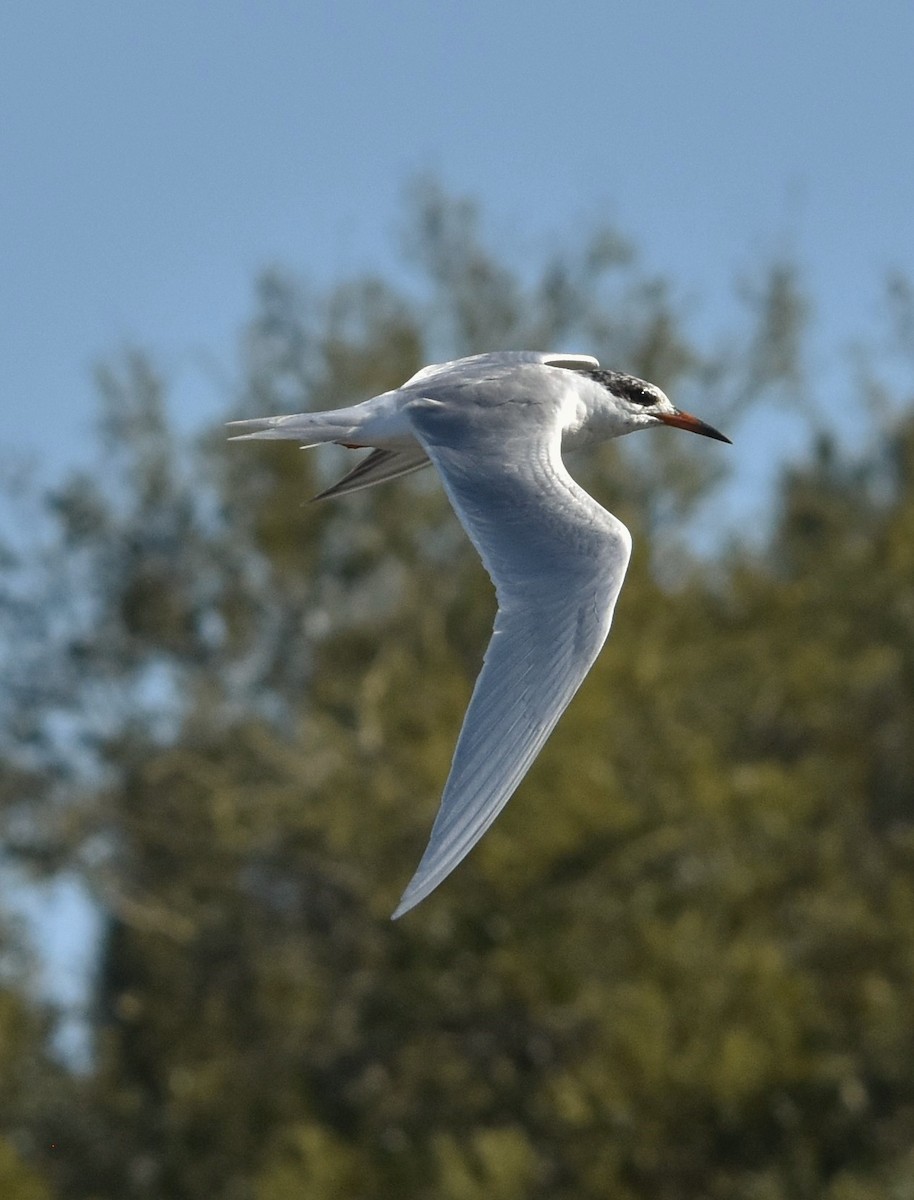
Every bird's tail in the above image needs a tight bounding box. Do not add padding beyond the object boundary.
[226,408,363,448]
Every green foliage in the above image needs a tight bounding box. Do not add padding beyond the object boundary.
[1,186,913,1197]
[0,1139,52,1200]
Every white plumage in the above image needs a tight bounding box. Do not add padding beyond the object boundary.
[229,351,729,916]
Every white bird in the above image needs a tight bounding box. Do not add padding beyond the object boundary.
[229,351,729,917]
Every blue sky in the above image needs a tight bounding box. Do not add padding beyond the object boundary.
[2,2,914,1031]
[3,1,914,487]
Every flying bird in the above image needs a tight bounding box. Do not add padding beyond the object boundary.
[229,351,730,917]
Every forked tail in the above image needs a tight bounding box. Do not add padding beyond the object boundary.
[227,407,432,499]
[226,409,361,447]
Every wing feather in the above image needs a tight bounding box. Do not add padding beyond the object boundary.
[311,447,431,501]
[392,380,631,916]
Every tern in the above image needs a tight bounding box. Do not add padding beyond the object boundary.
[229,351,730,917]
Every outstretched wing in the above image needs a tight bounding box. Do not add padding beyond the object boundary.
[392,380,631,917]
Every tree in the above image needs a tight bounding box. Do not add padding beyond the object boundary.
[2,183,912,1198]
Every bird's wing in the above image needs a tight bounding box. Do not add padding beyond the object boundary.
[402,352,599,389]
[311,447,431,501]
[392,386,631,917]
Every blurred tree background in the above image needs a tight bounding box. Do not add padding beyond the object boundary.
[2,184,914,1199]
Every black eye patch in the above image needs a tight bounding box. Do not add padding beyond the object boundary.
[618,380,656,406]
[579,368,658,407]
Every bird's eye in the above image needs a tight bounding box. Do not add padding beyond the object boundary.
[627,384,654,407]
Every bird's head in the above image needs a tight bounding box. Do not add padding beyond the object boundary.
[587,368,731,443]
